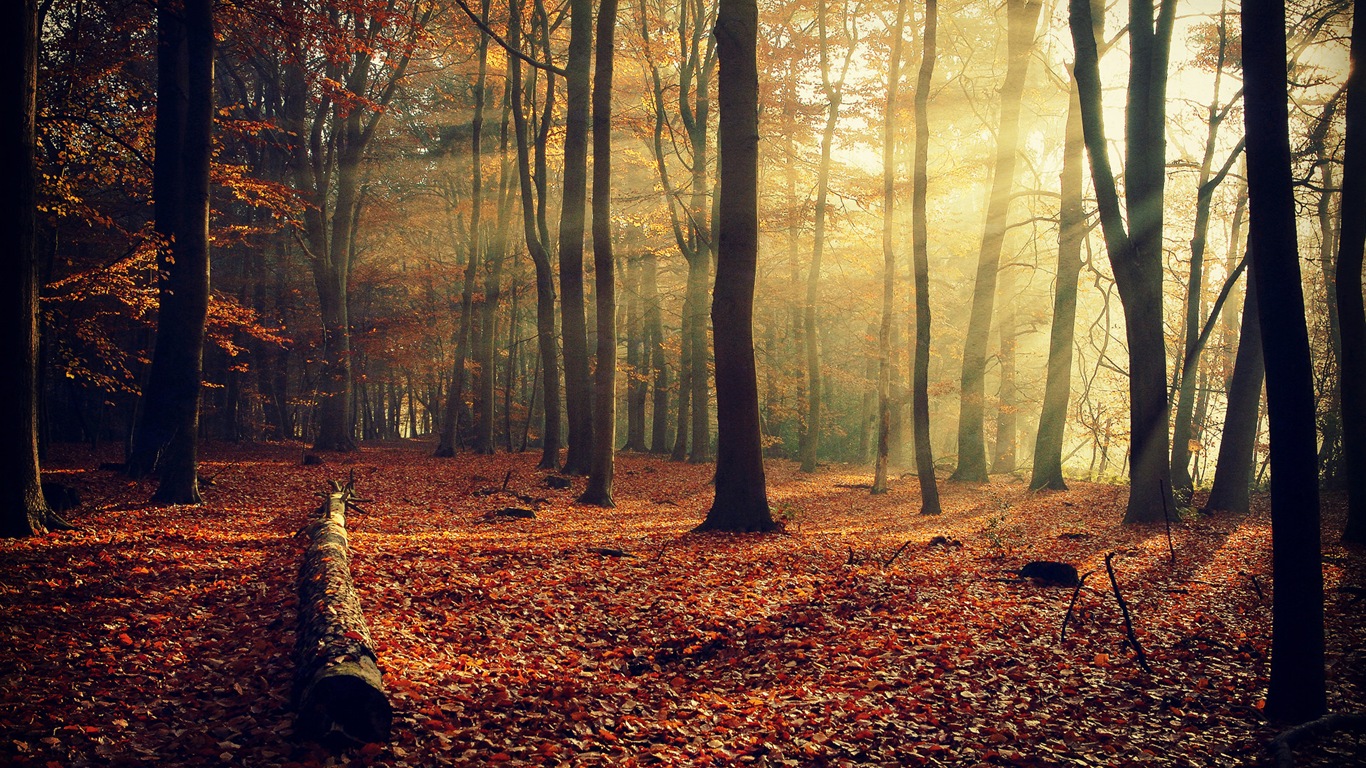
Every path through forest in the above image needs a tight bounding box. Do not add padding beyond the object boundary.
[2,442,1362,766]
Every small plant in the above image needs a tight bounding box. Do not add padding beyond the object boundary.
[982,512,1025,553]
[777,502,802,531]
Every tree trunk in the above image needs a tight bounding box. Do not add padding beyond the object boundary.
[128,0,213,504]
[475,99,514,455]
[1338,2,1366,543]
[910,0,942,516]
[1030,68,1085,491]
[1242,0,1326,724]
[991,265,1019,474]
[294,486,391,744]
[579,0,618,507]
[624,253,648,451]
[1203,266,1263,514]
[509,0,562,469]
[645,250,670,453]
[1,0,66,537]
[873,0,909,495]
[952,0,1041,482]
[559,0,594,476]
[1068,0,1176,523]
[696,0,778,533]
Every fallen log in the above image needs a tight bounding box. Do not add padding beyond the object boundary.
[294,481,391,745]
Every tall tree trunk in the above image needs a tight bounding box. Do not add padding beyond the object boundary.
[697,0,777,533]
[509,0,562,469]
[1340,3,1366,543]
[559,0,594,475]
[672,295,693,460]
[952,0,1041,482]
[128,0,213,504]
[1069,0,1177,523]
[911,0,942,515]
[1030,68,1085,491]
[475,103,513,455]
[2,0,66,536]
[624,253,647,451]
[873,0,909,495]
[991,265,1019,473]
[1203,266,1263,514]
[580,0,618,507]
[1242,0,1325,724]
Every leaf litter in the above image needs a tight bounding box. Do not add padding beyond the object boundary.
[2,441,1363,767]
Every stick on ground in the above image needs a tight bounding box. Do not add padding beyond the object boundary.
[1060,570,1094,642]
[1104,552,1152,673]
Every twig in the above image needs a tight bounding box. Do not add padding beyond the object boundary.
[1240,571,1266,601]
[846,546,858,566]
[1104,552,1152,673]
[1160,480,1176,565]
[1060,571,1094,642]
[883,540,913,567]
[344,500,371,515]
[654,540,670,562]
[502,469,513,491]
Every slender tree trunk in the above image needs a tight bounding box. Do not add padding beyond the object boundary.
[911,0,942,515]
[509,0,562,469]
[1203,266,1263,514]
[991,265,1019,473]
[646,250,670,453]
[672,294,693,460]
[1030,68,1085,491]
[559,0,594,475]
[952,0,1041,482]
[1243,0,1325,724]
[873,0,909,495]
[2,0,66,536]
[697,0,777,533]
[580,0,618,506]
[625,253,647,451]
[1340,4,1366,543]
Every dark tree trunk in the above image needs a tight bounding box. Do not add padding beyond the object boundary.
[624,253,647,451]
[873,0,909,495]
[579,0,618,507]
[952,0,1041,482]
[696,0,778,533]
[1203,266,1263,514]
[910,0,942,515]
[1339,4,1366,543]
[1030,68,1085,492]
[128,0,213,504]
[1069,0,1177,524]
[559,0,594,476]
[509,0,562,469]
[1242,0,1326,724]
[1,0,66,537]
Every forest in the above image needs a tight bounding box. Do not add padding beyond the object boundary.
[2,0,1365,764]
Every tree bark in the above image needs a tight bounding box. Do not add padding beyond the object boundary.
[873,0,909,495]
[952,0,1041,482]
[579,0,618,507]
[1242,0,1326,724]
[559,0,594,476]
[1030,67,1085,492]
[911,0,942,515]
[645,250,670,453]
[1338,3,1366,543]
[696,0,778,533]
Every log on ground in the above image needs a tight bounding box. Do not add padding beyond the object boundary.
[294,482,391,744]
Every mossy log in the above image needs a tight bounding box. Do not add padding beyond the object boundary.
[294,483,391,744]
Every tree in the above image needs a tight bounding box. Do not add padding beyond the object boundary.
[559,0,594,476]
[2,0,69,537]
[1339,2,1366,544]
[696,0,778,533]
[910,0,942,516]
[1202,265,1263,515]
[508,0,564,470]
[579,0,619,507]
[951,0,1042,482]
[1069,0,1177,523]
[1030,62,1086,492]
[873,0,910,495]
[127,0,214,504]
[1242,0,1325,724]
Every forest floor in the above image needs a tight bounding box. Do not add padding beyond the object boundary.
[2,441,1364,768]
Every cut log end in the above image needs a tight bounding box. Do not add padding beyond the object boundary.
[296,658,392,745]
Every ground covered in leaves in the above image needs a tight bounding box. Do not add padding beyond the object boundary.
[3,441,1364,767]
